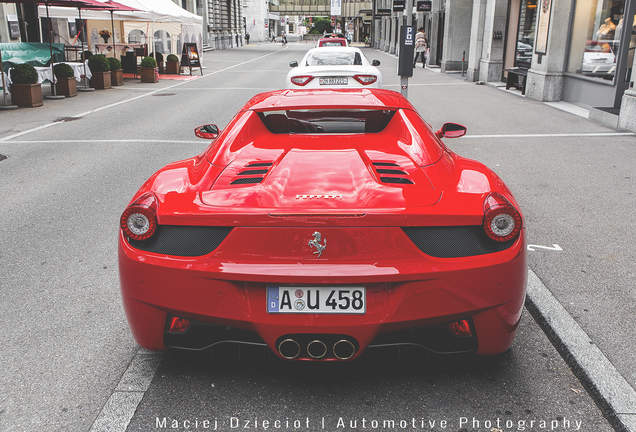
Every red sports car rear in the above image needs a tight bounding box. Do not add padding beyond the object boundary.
[119,89,527,361]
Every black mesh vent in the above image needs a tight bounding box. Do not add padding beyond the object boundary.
[373,162,399,167]
[247,162,273,167]
[376,169,407,175]
[381,177,414,184]
[237,169,268,176]
[402,226,515,258]
[230,177,263,185]
[128,226,232,256]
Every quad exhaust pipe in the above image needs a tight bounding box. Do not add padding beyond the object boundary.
[277,337,356,360]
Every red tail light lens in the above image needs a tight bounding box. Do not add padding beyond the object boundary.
[168,316,191,333]
[120,193,158,241]
[290,75,314,86]
[483,192,522,242]
[353,74,378,85]
[449,320,472,336]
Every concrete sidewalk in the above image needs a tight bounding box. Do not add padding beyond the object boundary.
[376,57,636,431]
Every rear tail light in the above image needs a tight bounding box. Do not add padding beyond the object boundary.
[120,192,158,241]
[483,192,522,242]
[353,74,378,85]
[168,316,191,333]
[449,320,472,336]
[290,75,314,86]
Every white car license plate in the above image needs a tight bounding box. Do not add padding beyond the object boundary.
[319,77,348,85]
[267,286,365,314]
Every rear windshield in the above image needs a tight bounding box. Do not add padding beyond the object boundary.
[259,110,395,134]
[320,41,346,47]
[305,50,363,66]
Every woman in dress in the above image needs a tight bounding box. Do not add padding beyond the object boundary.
[413,28,428,68]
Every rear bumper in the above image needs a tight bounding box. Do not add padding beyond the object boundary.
[118,228,527,359]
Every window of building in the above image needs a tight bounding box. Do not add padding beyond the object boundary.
[515,0,537,68]
[567,0,625,81]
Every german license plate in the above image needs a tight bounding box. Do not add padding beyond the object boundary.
[319,77,348,85]
[267,286,365,314]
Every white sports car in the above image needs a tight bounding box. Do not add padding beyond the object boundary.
[286,47,383,89]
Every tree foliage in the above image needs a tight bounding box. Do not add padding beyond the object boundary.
[309,17,333,34]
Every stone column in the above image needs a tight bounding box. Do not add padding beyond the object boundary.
[467,0,487,81]
[478,0,507,82]
[440,0,473,72]
[618,54,636,131]
[525,0,573,102]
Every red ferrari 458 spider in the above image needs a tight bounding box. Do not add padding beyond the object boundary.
[119,88,527,361]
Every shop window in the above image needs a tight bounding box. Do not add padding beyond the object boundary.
[567,0,625,81]
[515,0,537,68]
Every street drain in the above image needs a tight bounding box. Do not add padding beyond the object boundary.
[153,93,175,97]
[0,154,7,162]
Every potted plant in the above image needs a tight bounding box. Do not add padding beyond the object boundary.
[108,57,124,86]
[53,63,77,97]
[88,54,112,89]
[9,63,43,107]
[166,54,180,75]
[139,56,158,83]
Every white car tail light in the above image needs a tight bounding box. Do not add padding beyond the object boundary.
[353,75,378,85]
[290,75,314,86]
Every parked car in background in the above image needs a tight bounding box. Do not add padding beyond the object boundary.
[287,47,382,88]
[317,37,349,47]
[581,40,616,78]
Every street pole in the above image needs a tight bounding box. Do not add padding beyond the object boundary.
[399,0,414,98]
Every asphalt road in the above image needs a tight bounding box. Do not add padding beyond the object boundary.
[0,41,633,432]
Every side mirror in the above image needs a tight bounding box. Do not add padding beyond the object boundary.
[372,60,381,66]
[435,123,467,139]
[194,124,220,140]
[289,61,298,68]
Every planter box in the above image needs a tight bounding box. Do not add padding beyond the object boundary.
[140,67,159,83]
[10,83,43,107]
[166,61,180,75]
[90,71,112,89]
[55,76,77,97]
[111,69,124,86]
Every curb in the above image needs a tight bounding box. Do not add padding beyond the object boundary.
[525,268,636,432]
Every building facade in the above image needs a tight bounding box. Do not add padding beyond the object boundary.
[373,0,636,131]
[174,0,244,48]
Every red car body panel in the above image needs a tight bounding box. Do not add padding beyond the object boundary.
[119,89,527,359]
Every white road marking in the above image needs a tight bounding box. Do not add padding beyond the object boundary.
[526,269,636,432]
[89,349,163,432]
[528,244,563,251]
[463,132,635,138]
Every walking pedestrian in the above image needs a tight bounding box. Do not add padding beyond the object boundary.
[413,28,428,68]
[246,33,250,44]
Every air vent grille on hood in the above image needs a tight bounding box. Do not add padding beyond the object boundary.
[372,161,414,185]
[229,161,274,185]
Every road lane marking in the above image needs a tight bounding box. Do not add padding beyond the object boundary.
[463,132,635,138]
[2,131,634,146]
[89,349,163,432]
[528,244,563,251]
[526,269,636,432]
